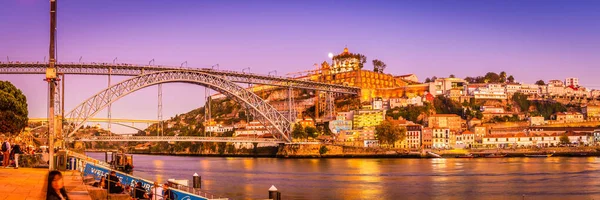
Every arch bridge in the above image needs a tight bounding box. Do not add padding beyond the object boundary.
[1,62,360,144]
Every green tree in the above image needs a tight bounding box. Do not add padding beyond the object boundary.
[0,81,28,136]
[375,120,407,147]
[449,74,456,78]
[372,59,387,73]
[500,71,507,83]
[559,133,570,145]
[507,75,515,83]
[424,78,432,83]
[319,146,329,155]
[484,72,501,83]
[535,80,546,85]
[512,92,530,112]
[433,96,463,117]
[292,123,306,139]
[305,126,317,139]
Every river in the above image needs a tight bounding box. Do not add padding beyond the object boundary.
[85,153,600,200]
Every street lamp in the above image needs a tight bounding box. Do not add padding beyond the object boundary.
[149,59,155,66]
[181,61,188,68]
[242,67,250,74]
[113,57,118,64]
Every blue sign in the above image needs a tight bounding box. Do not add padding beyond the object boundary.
[83,163,209,200]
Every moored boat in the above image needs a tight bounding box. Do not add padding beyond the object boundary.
[456,154,475,158]
[525,153,553,157]
[427,151,442,158]
[484,154,506,158]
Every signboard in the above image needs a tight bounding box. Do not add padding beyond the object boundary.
[83,163,209,200]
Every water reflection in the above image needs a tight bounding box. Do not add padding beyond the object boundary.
[85,153,600,200]
[152,159,164,183]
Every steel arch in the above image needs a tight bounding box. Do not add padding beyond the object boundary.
[64,70,292,142]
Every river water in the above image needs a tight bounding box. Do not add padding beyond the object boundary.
[86,153,600,200]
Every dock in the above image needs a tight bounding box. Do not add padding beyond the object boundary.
[0,168,91,200]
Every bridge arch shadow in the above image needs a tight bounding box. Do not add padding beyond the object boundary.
[64,70,292,142]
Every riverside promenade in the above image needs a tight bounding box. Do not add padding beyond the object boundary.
[0,168,91,200]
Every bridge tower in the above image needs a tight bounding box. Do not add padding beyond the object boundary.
[46,0,58,170]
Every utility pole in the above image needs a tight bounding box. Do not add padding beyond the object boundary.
[47,0,58,171]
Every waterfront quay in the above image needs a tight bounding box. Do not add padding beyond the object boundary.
[0,168,91,200]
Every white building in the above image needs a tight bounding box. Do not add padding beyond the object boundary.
[205,124,234,133]
[429,78,467,96]
[473,84,507,100]
[565,77,579,87]
[519,84,540,95]
[505,84,522,94]
[372,97,383,110]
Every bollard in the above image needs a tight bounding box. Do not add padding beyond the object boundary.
[193,173,201,189]
[268,185,281,200]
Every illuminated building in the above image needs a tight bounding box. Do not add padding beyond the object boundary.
[432,128,451,149]
[352,109,385,129]
[554,112,584,123]
[318,47,420,102]
[421,128,433,149]
[428,114,462,131]
[582,105,600,120]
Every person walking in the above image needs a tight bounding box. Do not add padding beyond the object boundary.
[11,142,22,169]
[47,170,70,200]
[2,138,11,168]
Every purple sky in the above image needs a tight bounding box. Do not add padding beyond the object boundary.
[1,0,600,133]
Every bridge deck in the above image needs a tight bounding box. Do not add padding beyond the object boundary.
[29,117,159,123]
[0,62,360,94]
[76,136,286,143]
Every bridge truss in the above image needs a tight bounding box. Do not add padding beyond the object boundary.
[64,70,293,143]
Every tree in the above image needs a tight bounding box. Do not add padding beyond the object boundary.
[372,59,387,73]
[0,81,28,136]
[433,96,463,117]
[507,75,515,83]
[449,74,456,78]
[484,72,501,83]
[559,133,570,145]
[512,93,531,112]
[431,76,438,81]
[375,120,406,147]
[535,80,546,85]
[424,78,432,83]
[292,123,306,139]
[500,71,507,83]
[305,126,317,139]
